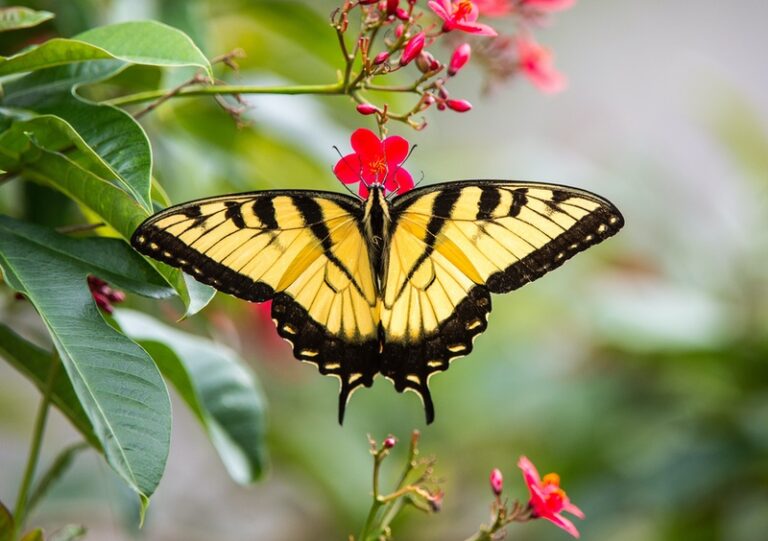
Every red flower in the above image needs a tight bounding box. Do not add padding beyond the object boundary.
[428,0,498,36]
[473,0,513,16]
[518,456,585,538]
[333,128,414,198]
[516,35,566,93]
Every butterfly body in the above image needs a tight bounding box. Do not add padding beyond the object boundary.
[132,180,624,424]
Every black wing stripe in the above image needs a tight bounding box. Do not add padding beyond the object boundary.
[252,197,279,229]
[476,186,501,220]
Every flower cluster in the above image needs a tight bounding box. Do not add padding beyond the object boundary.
[476,456,585,538]
[332,0,504,131]
[331,0,574,132]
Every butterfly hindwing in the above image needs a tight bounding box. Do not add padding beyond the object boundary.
[381,181,624,421]
[131,191,381,420]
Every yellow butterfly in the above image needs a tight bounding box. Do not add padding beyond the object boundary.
[132,180,623,423]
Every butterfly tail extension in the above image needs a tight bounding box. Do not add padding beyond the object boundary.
[381,287,491,424]
[272,293,378,424]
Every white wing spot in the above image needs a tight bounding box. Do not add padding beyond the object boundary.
[427,360,443,368]
[406,374,421,384]
[349,372,363,384]
[282,324,297,335]
[447,344,467,353]
[325,362,341,370]
[597,224,608,233]
[301,349,319,357]
[466,319,482,330]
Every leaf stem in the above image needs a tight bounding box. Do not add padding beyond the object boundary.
[12,352,59,538]
[102,82,346,107]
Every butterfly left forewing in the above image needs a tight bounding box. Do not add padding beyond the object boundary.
[383,181,624,423]
[132,191,381,422]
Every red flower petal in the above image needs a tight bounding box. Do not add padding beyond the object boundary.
[333,153,364,184]
[394,167,414,193]
[383,135,410,165]
[351,128,384,162]
[358,182,370,198]
[543,513,581,538]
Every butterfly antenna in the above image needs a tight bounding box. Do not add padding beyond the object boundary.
[333,145,365,199]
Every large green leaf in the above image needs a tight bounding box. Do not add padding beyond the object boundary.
[115,310,268,483]
[3,61,153,212]
[0,21,210,77]
[0,114,148,210]
[0,215,172,511]
[0,132,213,314]
[0,7,54,32]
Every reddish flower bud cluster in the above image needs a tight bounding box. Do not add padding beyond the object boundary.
[88,276,125,314]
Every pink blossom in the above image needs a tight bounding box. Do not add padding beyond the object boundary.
[516,35,566,93]
[474,0,575,16]
[521,0,576,13]
[518,456,585,538]
[428,0,498,36]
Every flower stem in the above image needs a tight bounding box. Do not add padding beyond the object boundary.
[103,82,346,107]
[358,450,386,541]
[12,352,59,538]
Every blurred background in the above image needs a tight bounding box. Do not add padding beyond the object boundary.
[1,0,767,540]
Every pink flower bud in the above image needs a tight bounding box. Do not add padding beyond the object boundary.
[437,101,446,111]
[386,0,399,15]
[400,31,425,66]
[394,24,404,38]
[446,99,472,112]
[395,7,410,20]
[373,51,390,65]
[490,468,503,496]
[356,103,379,115]
[383,436,397,448]
[448,43,471,76]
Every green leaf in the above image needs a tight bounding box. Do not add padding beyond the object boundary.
[2,61,153,212]
[19,529,44,541]
[0,215,172,508]
[114,309,268,483]
[3,137,213,313]
[0,7,54,32]
[0,500,12,541]
[0,21,210,77]
[0,113,150,212]
[0,324,99,449]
